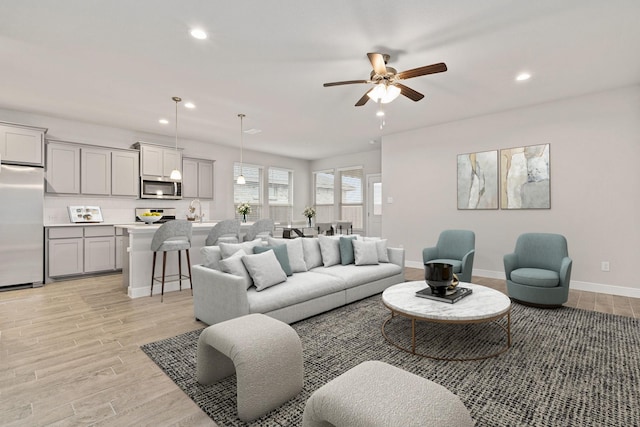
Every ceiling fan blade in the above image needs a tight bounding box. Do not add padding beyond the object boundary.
[396,83,424,102]
[396,62,447,80]
[355,88,373,106]
[367,53,387,75]
[323,80,369,87]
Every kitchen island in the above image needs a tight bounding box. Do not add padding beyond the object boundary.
[116,221,253,298]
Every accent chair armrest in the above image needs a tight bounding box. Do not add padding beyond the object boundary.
[503,252,518,280]
[459,249,475,283]
[422,246,438,264]
[559,257,573,288]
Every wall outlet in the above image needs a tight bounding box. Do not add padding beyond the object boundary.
[601,261,610,272]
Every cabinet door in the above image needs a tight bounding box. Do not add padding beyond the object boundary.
[48,238,84,276]
[84,236,115,272]
[0,125,44,166]
[46,143,80,194]
[198,160,214,199]
[112,150,139,196]
[181,158,198,198]
[163,149,182,178]
[81,147,111,195]
[140,145,163,176]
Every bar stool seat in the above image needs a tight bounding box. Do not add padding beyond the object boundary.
[150,220,193,302]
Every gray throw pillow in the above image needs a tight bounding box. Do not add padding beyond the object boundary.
[339,236,358,265]
[302,238,323,269]
[200,246,222,270]
[267,237,308,273]
[364,237,390,263]
[353,239,380,266]
[218,249,252,289]
[318,235,341,267]
[254,244,293,276]
[242,250,287,291]
[219,238,263,259]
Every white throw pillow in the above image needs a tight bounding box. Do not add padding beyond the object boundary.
[364,237,390,263]
[302,238,323,270]
[200,246,222,270]
[267,237,308,273]
[318,235,341,267]
[219,238,263,259]
[353,239,380,266]
[242,250,287,291]
[218,249,252,289]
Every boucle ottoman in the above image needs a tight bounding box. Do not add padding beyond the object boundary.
[196,313,304,421]
[302,360,474,427]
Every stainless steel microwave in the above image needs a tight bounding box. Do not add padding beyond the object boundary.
[140,176,182,199]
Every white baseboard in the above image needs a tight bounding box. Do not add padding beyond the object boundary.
[406,263,640,299]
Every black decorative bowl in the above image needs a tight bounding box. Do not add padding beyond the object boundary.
[424,262,454,297]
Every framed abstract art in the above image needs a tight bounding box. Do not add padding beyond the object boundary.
[500,143,550,209]
[457,150,498,210]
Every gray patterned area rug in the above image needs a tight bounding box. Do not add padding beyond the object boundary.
[141,295,640,426]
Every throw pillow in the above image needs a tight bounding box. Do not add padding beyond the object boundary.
[253,245,293,276]
[364,237,390,263]
[352,240,380,266]
[302,238,323,270]
[218,249,252,289]
[267,237,308,273]
[200,246,222,270]
[242,250,287,291]
[339,235,358,265]
[318,235,341,267]
[219,238,263,259]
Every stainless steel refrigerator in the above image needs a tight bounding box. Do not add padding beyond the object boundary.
[0,163,44,288]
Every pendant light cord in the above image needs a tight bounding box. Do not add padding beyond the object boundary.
[238,113,245,174]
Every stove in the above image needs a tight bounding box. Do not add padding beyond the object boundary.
[135,207,177,224]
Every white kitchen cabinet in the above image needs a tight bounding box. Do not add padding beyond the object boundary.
[84,237,115,272]
[111,150,139,196]
[182,157,214,199]
[46,142,80,194]
[136,142,182,179]
[81,147,111,195]
[0,123,46,166]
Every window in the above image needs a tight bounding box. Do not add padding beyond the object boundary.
[314,170,334,222]
[268,167,293,224]
[340,167,364,231]
[234,163,263,221]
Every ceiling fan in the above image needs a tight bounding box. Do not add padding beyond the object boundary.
[323,53,447,106]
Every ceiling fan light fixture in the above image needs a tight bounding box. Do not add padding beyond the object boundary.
[367,84,401,104]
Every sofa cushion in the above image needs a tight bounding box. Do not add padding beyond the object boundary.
[254,244,293,276]
[247,271,346,314]
[219,249,252,289]
[268,237,308,273]
[312,263,403,288]
[319,235,341,267]
[219,238,263,259]
[302,238,323,270]
[364,237,390,263]
[353,239,379,266]
[511,268,560,288]
[427,259,462,273]
[242,250,287,291]
[201,246,222,270]
[339,236,358,265]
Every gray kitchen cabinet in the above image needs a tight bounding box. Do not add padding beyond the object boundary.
[136,142,182,178]
[111,150,139,196]
[46,142,81,194]
[182,157,214,199]
[84,237,115,272]
[47,228,84,277]
[0,122,46,166]
[81,147,111,195]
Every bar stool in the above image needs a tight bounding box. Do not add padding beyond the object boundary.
[150,220,193,302]
[336,221,352,235]
[205,219,241,246]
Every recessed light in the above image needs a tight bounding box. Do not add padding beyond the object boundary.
[184,102,196,109]
[159,119,169,124]
[190,29,207,40]
[516,72,531,82]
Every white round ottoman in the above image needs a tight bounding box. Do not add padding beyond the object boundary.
[196,313,304,422]
[302,360,474,427]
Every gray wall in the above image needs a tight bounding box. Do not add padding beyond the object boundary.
[382,85,640,297]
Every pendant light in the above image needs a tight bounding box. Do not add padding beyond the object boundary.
[169,96,182,180]
[237,113,246,185]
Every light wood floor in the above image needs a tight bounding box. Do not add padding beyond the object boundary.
[1,270,638,426]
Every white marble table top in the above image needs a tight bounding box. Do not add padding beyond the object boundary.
[382,281,511,321]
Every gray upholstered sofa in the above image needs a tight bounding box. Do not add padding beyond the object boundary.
[192,235,405,325]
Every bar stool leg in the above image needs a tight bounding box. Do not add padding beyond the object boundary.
[161,251,167,303]
[178,250,183,292]
[150,252,157,297]
[186,249,193,296]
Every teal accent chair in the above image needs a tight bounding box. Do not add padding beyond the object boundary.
[504,233,572,307]
[422,230,475,283]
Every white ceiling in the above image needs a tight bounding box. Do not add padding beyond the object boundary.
[1,1,639,160]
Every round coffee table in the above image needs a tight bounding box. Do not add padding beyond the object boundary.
[382,281,512,361]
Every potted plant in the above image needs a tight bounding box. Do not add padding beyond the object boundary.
[237,202,251,222]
